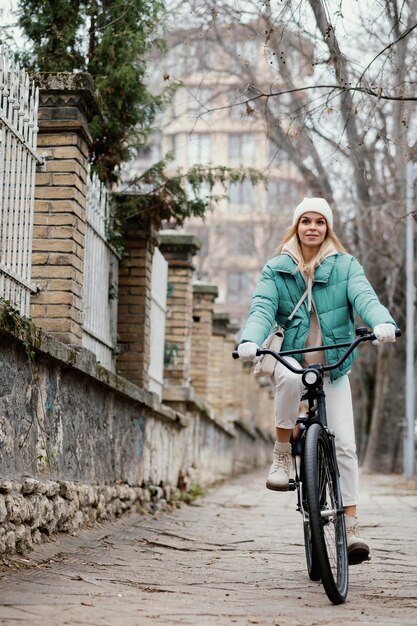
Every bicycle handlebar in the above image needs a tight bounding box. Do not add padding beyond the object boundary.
[232,328,401,375]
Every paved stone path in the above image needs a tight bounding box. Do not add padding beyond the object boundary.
[0,469,416,626]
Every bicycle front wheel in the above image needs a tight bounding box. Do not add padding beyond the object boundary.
[303,510,321,581]
[304,423,348,605]
[300,457,320,581]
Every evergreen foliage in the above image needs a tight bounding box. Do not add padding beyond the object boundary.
[16,0,264,224]
[115,155,265,226]
[17,0,166,185]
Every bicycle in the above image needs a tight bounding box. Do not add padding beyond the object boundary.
[233,326,401,605]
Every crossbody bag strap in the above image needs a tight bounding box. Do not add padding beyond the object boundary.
[285,287,309,325]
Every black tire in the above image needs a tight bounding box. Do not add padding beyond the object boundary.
[304,423,348,605]
[300,448,320,581]
[303,498,321,581]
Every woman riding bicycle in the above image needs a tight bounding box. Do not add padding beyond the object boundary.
[237,197,397,564]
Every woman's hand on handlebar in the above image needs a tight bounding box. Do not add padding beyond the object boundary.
[372,323,397,345]
[237,342,259,362]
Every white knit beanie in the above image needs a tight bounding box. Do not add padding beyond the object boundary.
[292,197,333,229]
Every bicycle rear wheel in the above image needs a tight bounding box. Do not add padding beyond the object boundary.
[304,423,348,604]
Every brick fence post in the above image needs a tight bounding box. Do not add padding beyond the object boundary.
[223,320,241,421]
[115,204,160,389]
[190,281,218,400]
[159,231,200,392]
[207,312,231,416]
[228,340,273,429]
[256,379,275,434]
[31,73,99,345]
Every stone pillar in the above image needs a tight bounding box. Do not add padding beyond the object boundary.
[207,312,231,416]
[159,231,200,390]
[31,73,99,345]
[233,359,275,433]
[256,379,275,435]
[190,282,218,400]
[238,363,257,426]
[222,320,241,420]
[115,201,160,389]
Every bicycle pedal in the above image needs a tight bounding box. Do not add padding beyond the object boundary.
[288,479,296,491]
[348,552,371,566]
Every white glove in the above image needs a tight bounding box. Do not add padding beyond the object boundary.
[372,323,396,345]
[237,342,259,362]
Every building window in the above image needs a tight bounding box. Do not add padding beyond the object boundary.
[227,271,255,302]
[231,40,257,71]
[135,142,160,164]
[237,40,257,60]
[187,225,209,257]
[171,89,187,118]
[172,40,215,76]
[229,89,245,120]
[267,179,301,214]
[228,223,255,256]
[188,88,212,116]
[187,42,200,73]
[229,103,245,120]
[165,134,179,164]
[229,134,256,165]
[267,139,290,165]
[188,134,211,164]
[228,180,254,210]
[172,86,212,118]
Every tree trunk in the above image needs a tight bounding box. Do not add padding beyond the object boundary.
[307,0,371,261]
[362,342,406,472]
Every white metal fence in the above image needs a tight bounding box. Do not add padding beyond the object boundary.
[149,248,168,399]
[82,170,120,371]
[0,45,40,316]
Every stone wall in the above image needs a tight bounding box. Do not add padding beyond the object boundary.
[0,319,269,555]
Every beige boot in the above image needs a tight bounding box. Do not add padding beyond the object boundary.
[345,514,370,564]
[266,442,292,491]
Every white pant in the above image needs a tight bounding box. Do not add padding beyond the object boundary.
[273,357,359,506]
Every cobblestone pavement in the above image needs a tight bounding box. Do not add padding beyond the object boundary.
[0,469,416,626]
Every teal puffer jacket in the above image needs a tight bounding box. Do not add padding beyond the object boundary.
[240,253,396,381]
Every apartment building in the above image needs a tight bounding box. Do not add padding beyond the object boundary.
[135,23,311,323]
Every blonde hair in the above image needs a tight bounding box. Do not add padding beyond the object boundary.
[275,222,348,280]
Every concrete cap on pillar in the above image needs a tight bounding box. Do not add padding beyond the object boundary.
[192,281,219,298]
[213,312,231,336]
[34,72,100,141]
[159,230,201,256]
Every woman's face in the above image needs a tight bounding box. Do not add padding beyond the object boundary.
[297,212,328,249]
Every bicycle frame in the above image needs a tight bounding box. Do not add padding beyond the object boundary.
[291,378,342,521]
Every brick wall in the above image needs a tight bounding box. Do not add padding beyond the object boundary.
[227,335,275,435]
[31,73,99,345]
[222,320,241,419]
[190,282,218,399]
[116,208,160,389]
[207,313,230,415]
[159,231,200,389]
